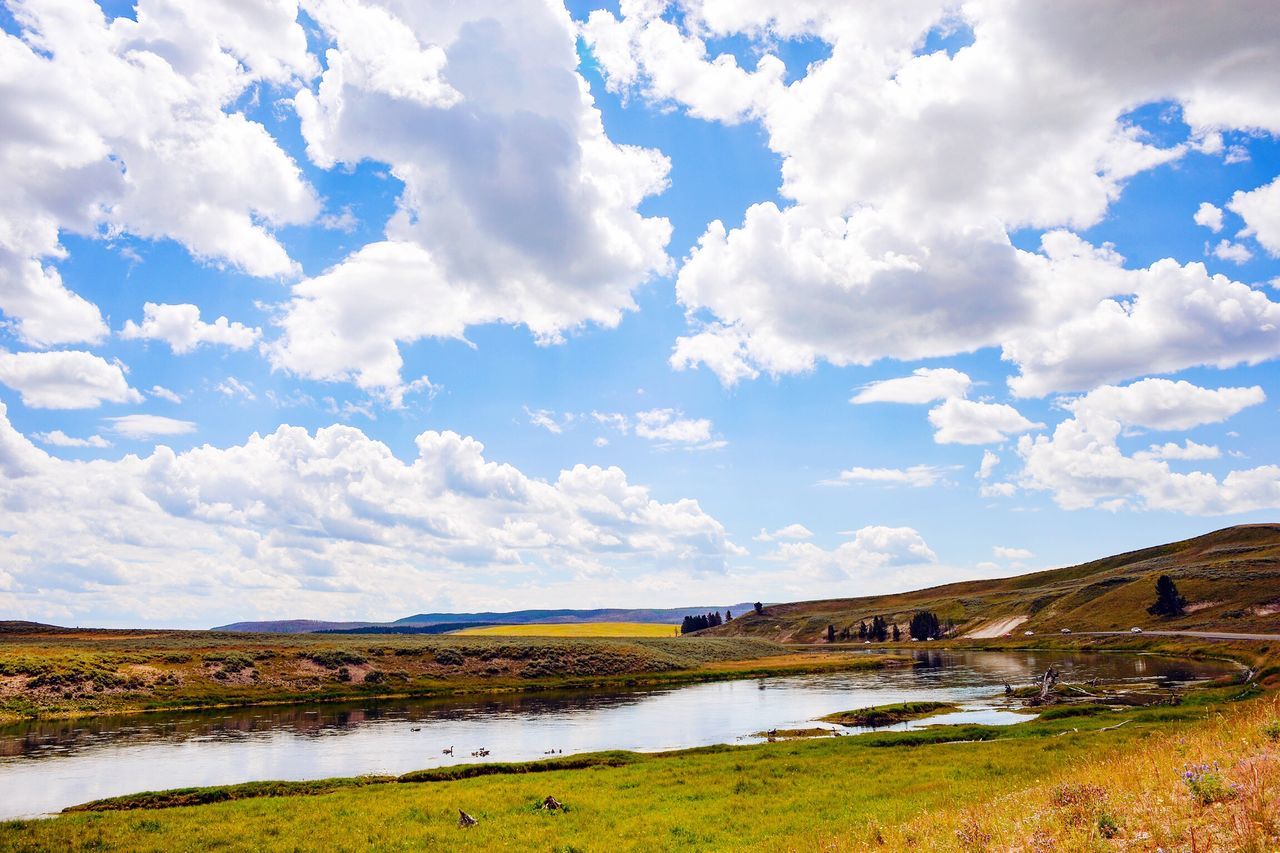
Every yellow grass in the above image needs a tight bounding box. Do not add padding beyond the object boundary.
[451,622,681,638]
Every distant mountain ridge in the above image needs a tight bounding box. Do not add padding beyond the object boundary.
[213,604,757,634]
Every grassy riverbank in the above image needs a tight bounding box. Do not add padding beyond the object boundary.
[820,701,960,728]
[0,624,906,723]
[3,683,1275,851]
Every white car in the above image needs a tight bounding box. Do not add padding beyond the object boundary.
[1023,630,1035,636]
[1060,628,1072,634]
[1130,626,1143,633]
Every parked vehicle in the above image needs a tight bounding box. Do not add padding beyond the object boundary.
[1130,626,1143,633]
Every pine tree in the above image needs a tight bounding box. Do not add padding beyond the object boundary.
[827,624,836,643]
[909,610,941,640]
[891,623,901,642]
[754,602,764,615]
[1147,574,1187,617]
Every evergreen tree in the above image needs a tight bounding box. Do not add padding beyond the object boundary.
[725,610,732,621]
[909,610,941,640]
[826,624,836,643]
[891,623,901,642]
[857,621,868,640]
[1147,575,1187,617]
[754,602,764,615]
[870,615,888,642]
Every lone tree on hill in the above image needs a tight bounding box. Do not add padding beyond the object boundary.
[754,602,764,615]
[1147,574,1187,617]
[909,610,942,640]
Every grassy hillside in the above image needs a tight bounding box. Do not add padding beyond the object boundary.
[710,524,1280,643]
[452,623,681,638]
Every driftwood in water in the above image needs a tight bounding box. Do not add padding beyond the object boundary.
[458,809,478,828]
[1024,667,1061,705]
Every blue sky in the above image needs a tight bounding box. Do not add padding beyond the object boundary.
[1,1,1278,627]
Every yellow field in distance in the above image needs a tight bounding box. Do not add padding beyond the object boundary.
[452,622,681,638]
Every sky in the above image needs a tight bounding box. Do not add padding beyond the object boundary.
[1,0,1279,629]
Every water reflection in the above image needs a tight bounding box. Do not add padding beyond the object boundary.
[0,650,1237,818]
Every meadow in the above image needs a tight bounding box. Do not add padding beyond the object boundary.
[0,624,900,723]
[2,679,1275,851]
[451,622,680,638]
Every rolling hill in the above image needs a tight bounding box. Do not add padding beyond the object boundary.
[214,605,755,633]
[707,524,1280,643]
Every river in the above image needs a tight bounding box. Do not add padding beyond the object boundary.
[0,649,1238,818]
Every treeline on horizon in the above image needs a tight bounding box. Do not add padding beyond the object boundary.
[680,610,735,633]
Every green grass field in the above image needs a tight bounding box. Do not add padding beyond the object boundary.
[5,685,1276,851]
[452,622,680,638]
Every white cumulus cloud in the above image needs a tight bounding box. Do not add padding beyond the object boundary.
[0,350,142,409]
[0,0,319,347]
[851,368,972,405]
[269,0,673,400]
[121,303,261,354]
[1017,380,1276,513]
[0,402,742,623]
[1193,202,1224,232]
[826,464,953,488]
[754,523,814,542]
[927,398,1042,445]
[105,414,198,440]
[588,3,1280,394]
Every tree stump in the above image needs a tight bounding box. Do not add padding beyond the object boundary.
[541,796,563,811]
[1037,667,1060,702]
[458,809,478,828]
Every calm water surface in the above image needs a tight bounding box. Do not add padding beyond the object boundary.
[0,650,1237,817]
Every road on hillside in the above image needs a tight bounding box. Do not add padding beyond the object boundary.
[790,629,1280,646]
[1083,630,1280,642]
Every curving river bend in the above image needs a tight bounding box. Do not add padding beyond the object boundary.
[0,649,1238,818]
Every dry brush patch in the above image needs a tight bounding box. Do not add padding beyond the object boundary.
[874,696,1280,851]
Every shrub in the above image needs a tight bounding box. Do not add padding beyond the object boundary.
[304,650,367,669]
[432,649,464,667]
[1182,762,1236,805]
[363,670,386,684]
[1263,719,1280,742]
[336,667,352,682]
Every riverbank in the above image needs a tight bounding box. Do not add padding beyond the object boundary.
[0,626,909,723]
[4,680,1274,850]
